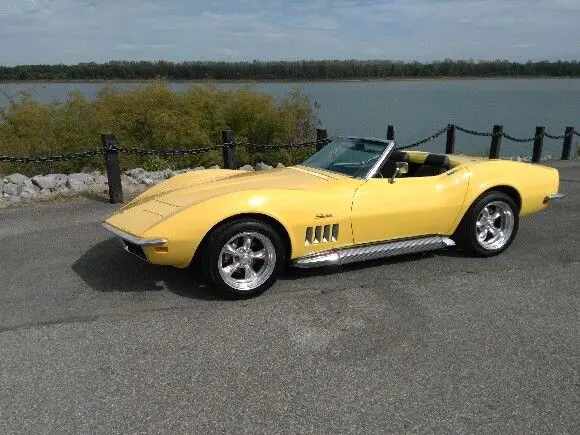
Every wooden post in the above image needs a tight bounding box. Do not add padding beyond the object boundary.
[445,124,455,154]
[387,125,395,141]
[489,125,503,159]
[222,130,236,169]
[531,126,545,163]
[561,126,574,160]
[101,133,123,204]
[316,128,328,151]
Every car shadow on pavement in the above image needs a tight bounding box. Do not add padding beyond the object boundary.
[73,238,462,300]
[280,250,440,281]
[71,237,220,300]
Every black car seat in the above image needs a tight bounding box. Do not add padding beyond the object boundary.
[388,150,408,162]
[414,154,450,177]
[378,159,397,178]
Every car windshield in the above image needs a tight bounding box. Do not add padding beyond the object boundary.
[300,137,388,178]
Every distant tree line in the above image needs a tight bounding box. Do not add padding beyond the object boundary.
[0,59,579,81]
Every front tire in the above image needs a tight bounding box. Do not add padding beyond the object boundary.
[202,219,286,297]
[454,191,519,257]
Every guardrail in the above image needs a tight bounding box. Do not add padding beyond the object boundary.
[1,125,577,204]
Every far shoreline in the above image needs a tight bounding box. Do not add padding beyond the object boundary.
[1,76,579,85]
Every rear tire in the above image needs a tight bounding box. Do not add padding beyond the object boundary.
[201,219,286,297]
[454,191,519,257]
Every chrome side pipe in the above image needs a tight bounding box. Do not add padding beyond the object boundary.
[292,236,455,268]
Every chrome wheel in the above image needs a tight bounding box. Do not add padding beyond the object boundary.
[475,201,514,250]
[218,231,276,291]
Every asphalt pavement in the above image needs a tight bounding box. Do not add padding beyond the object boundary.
[0,161,578,433]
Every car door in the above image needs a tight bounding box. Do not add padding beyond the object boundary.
[350,168,470,244]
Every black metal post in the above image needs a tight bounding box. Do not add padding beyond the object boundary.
[531,126,545,163]
[101,133,123,204]
[222,130,236,169]
[561,126,574,160]
[316,128,328,151]
[445,124,455,154]
[387,125,395,141]
[489,125,503,159]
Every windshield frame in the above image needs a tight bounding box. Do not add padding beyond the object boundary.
[299,137,395,180]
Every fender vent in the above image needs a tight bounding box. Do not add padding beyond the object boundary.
[305,224,339,245]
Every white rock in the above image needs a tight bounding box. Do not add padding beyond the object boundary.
[160,169,173,179]
[255,162,273,171]
[515,156,522,162]
[193,166,205,171]
[121,174,140,186]
[238,165,254,171]
[3,183,20,196]
[147,169,172,181]
[125,168,145,178]
[20,190,33,200]
[22,183,38,196]
[69,172,93,184]
[92,173,108,185]
[53,174,68,189]
[6,173,29,185]
[31,174,58,190]
[67,172,93,191]
[209,165,220,169]
[54,186,71,196]
[276,163,285,168]
[36,189,53,199]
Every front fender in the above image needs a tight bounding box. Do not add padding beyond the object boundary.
[143,185,356,267]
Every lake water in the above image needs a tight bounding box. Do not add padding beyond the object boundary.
[1,79,579,157]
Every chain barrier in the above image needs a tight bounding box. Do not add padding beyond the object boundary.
[501,133,540,143]
[0,128,575,164]
[454,125,493,137]
[544,131,569,140]
[0,149,102,164]
[395,126,449,150]
[113,145,224,156]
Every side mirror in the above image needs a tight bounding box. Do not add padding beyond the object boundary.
[389,161,408,183]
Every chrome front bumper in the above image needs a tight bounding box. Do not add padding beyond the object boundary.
[102,223,167,246]
[544,193,566,203]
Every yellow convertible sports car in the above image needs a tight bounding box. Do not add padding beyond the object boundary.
[103,137,564,296]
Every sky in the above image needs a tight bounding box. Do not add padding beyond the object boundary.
[0,0,579,66]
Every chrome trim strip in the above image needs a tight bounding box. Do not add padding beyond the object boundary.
[365,140,396,180]
[544,193,566,203]
[292,236,455,268]
[102,222,167,246]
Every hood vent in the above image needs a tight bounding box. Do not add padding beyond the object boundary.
[305,224,339,245]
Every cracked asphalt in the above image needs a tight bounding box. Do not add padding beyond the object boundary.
[0,161,578,433]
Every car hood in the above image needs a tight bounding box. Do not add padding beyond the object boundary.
[123,166,344,211]
[105,166,348,236]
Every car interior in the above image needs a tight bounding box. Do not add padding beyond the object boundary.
[376,150,451,179]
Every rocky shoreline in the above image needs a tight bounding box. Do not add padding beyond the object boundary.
[0,162,281,207]
[0,155,574,208]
